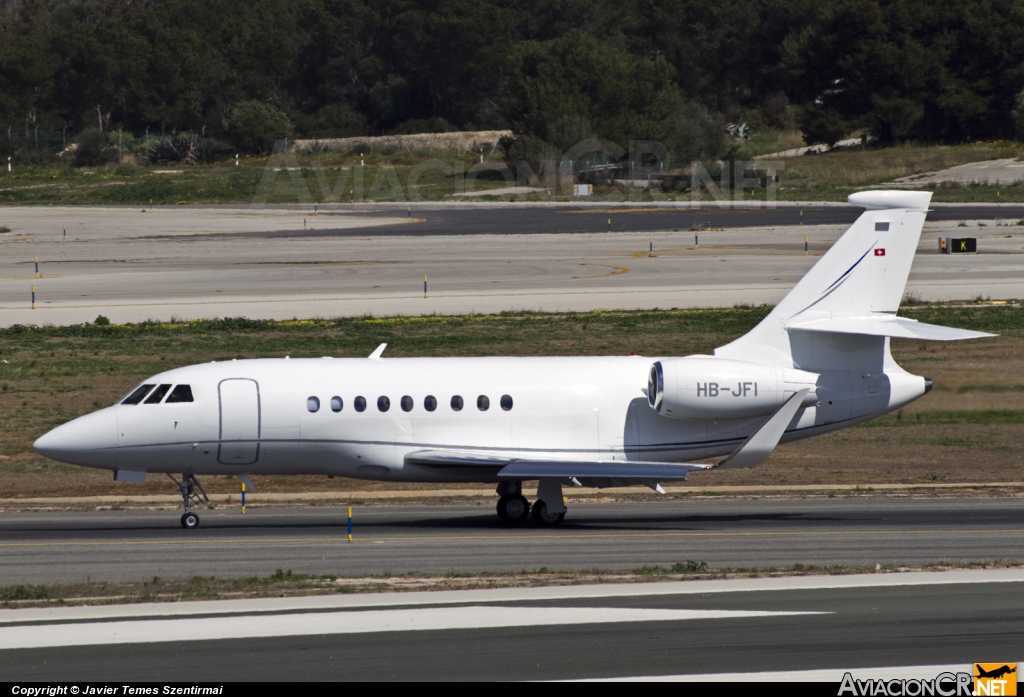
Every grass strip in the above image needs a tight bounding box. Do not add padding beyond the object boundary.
[2,560,1019,608]
[860,410,1024,427]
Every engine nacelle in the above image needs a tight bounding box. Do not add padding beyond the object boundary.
[647,356,818,420]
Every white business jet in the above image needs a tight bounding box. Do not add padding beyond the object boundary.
[33,190,992,529]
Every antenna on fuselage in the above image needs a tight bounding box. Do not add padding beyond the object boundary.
[368,343,387,360]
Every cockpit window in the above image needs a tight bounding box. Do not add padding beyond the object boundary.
[165,385,194,403]
[121,384,155,405]
[144,384,172,404]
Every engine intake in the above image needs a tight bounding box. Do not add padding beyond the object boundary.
[648,356,818,420]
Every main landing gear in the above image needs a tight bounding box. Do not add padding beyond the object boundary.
[496,480,567,527]
[168,473,208,529]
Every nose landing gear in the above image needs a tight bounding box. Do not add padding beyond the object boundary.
[168,473,208,529]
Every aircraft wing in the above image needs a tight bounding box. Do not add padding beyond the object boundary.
[406,388,810,486]
[405,449,710,489]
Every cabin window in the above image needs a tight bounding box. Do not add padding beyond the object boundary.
[378,396,390,412]
[424,395,437,412]
[165,385,194,403]
[401,395,413,412]
[331,396,343,412]
[355,396,366,412]
[122,384,155,405]
[451,395,463,411]
[307,396,320,413]
[501,394,513,411]
[144,384,172,404]
[875,222,890,231]
[477,395,490,411]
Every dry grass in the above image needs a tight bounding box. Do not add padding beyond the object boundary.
[780,143,1020,190]
[3,560,1018,608]
[735,129,806,159]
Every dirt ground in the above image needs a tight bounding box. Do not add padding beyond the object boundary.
[1,325,1021,501]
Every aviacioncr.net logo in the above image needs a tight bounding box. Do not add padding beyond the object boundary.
[839,672,973,696]
[974,664,1017,696]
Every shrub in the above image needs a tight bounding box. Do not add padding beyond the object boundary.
[392,116,455,136]
[798,104,847,147]
[146,133,228,165]
[500,134,559,183]
[226,101,293,154]
[74,129,116,167]
[1013,89,1024,141]
[295,103,367,139]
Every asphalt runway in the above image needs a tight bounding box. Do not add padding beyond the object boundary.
[2,499,1023,585]
[1,203,1022,325]
[301,202,1024,238]
[0,572,1020,680]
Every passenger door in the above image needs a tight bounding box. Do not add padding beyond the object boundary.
[219,379,260,465]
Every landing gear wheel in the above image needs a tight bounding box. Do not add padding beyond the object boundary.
[181,512,200,529]
[531,500,565,527]
[496,494,530,524]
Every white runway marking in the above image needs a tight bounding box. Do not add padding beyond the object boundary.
[0,606,823,650]
[578,664,976,682]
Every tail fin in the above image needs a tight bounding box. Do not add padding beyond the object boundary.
[716,190,991,370]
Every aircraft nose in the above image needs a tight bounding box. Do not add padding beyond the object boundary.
[33,407,118,468]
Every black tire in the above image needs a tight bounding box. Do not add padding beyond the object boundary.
[531,500,565,527]
[496,494,530,524]
[181,512,200,529]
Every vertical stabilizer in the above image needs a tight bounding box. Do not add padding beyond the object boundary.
[715,190,932,369]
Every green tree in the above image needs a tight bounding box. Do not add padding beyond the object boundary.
[1014,90,1024,140]
[502,30,681,146]
[669,102,727,163]
[782,0,1024,142]
[226,100,293,154]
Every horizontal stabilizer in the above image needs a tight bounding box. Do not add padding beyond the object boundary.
[784,314,994,341]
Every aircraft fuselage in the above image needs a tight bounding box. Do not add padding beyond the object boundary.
[34,354,926,481]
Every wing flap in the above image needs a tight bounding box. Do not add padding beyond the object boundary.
[405,449,709,483]
[785,314,994,341]
[497,461,710,481]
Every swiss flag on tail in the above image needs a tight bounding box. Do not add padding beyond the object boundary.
[874,248,885,256]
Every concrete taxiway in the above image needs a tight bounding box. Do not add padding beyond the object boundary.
[1,204,1022,325]
[2,499,1023,585]
[0,571,1020,680]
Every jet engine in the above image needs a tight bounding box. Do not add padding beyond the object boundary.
[648,356,818,420]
